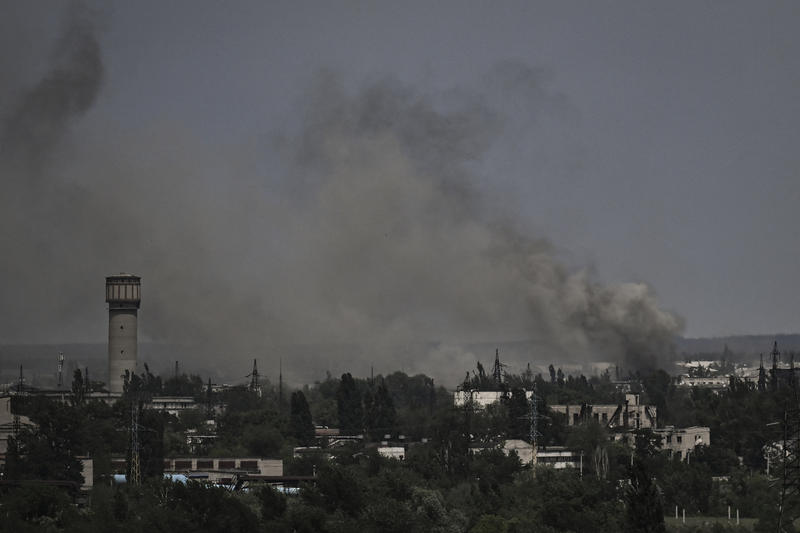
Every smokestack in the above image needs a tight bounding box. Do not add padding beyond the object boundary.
[106,274,141,394]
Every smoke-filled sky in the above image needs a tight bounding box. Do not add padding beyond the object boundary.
[1,1,799,379]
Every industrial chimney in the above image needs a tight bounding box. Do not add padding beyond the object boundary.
[106,274,141,394]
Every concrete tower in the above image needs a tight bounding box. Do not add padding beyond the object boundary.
[106,274,141,394]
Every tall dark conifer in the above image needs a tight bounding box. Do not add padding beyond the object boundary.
[290,390,314,445]
[336,373,363,434]
[365,380,396,440]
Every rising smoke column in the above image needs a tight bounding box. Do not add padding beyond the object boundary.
[0,4,682,380]
[0,3,108,341]
[0,3,272,352]
[1,4,103,177]
[277,71,684,371]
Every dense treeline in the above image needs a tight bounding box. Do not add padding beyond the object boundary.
[1,364,798,532]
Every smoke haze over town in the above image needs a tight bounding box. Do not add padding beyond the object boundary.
[2,1,799,385]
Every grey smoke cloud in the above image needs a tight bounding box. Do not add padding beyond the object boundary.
[1,3,102,175]
[0,4,683,384]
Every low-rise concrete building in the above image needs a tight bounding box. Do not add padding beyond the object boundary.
[148,396,200,416]
[550,394,657,430]
[535,447,583,469]
[377,447,406,460]
[676,376,729,390]
[453,390,533,409]
[502,439,535,464]
[78,457,93,491]
[109,456,283,485]
[654,426,710,461]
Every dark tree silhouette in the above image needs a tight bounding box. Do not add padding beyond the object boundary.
[337,373,363,434]
[625,460,666,533]
[290,390,315,445]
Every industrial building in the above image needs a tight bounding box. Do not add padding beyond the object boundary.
[550,393,658,430]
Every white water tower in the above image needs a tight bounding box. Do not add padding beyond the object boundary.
[106,274,141,394]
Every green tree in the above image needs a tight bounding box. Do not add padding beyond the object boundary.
[470,514,508,533]
[643,369,672,422]
[258,485,287,520]
[506,387,529,440]
[290,390,315,445]
[311,462,365,516]
[4,401,84,487]
[71,368,85,405]
[365,380,397,440]
[337,373,363,434]
[0,485,79,532]
[625,460,665,533]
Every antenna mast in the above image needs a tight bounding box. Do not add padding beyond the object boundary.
[57,352,64,388]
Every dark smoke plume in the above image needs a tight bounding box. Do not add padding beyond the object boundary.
[276,72,683,373]
[1,4,103,176]
[0,6,682,385]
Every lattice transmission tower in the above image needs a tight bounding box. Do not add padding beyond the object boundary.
[129,400,141,486]
[776,353,800,532]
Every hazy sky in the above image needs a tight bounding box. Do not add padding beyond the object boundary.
[2,1,799,360]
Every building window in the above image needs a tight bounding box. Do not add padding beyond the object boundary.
[676,436,682,444]
[240,460,258,471]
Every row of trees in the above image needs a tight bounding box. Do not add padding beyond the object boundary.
[3,362,798,532]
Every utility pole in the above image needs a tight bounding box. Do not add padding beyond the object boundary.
[205,378,213,419]
[57,352,64,388]
[13,365,24,437]
[776,353,800,532]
